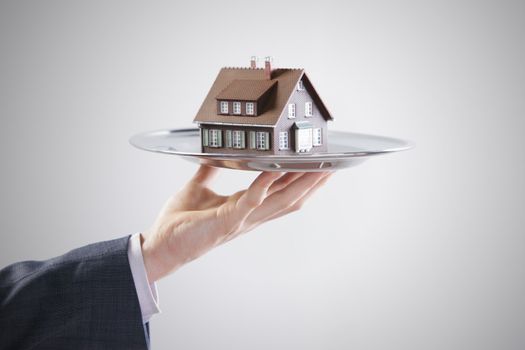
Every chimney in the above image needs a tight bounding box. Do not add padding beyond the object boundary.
[264,56,272,79]
[250,56,257,69]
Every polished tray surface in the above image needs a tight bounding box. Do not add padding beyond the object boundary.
[130,128,412,172]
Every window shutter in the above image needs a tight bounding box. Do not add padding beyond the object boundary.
[225,130,232,148]
[202,128,208,146]
[240,131,246,148]
[217,130,222,147]
[264,132,270,150]
[249,131,256,149]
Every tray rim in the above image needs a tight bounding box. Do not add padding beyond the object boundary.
[129,127,414,161]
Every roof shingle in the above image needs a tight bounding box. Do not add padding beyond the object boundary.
[216,79,276,101]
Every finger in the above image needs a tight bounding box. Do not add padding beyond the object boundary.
[267,172,305,196]
[244,172,331,224]
[223,173,333,243]
[217,172,283,243]
[259,172,333,223]
[235,171,284,217]
[225,173,333,242]
[190,164,219,186]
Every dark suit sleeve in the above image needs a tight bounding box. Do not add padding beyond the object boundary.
[0,236,148,350]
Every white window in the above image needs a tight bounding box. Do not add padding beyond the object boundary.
[295,128,313,152]
[232,130,245,149]
[233,102,241,115]
[208,129,222,148]
[288,103,296,118]
[249,131,256,149]
[305,102,313,117]
[313,128,322,146]
[256,131,270,150]
[279,131,289,150]
[220,101,228,114]
[225,130,232,148]
[297,80,305,91]
[246,102,254,115]
[202,128,209,146]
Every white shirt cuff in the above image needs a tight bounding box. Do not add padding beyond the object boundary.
[127,233,161,324]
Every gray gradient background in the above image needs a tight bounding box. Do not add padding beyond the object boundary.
[1,1,524,349]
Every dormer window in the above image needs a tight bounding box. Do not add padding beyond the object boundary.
[220,101,228,114]
[216,79,276,117]
[246,102,254,115]
[233,102,241,115]
[297,80,305,91]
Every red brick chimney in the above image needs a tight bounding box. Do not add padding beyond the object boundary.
[250,56,257,69]
[264,56,272,79]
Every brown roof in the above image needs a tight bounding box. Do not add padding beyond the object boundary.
[216,79,276,101]
[193,67,333,126]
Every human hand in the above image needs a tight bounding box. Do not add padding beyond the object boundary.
[141,165,333,283]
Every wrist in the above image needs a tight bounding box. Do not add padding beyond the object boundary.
[140,232,165,283]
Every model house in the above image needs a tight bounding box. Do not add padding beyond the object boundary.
[193,57,333,154]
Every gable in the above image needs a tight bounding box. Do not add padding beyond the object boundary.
[301,73,333,122]
[274,82,329,128]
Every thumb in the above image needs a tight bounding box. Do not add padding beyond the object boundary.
[190,164,219,187]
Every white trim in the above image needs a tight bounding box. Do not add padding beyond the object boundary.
[297,80,305,91]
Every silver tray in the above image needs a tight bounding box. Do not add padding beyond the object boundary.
[130,128,413,172]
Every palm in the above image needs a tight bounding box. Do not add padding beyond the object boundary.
[142,165,332,282]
